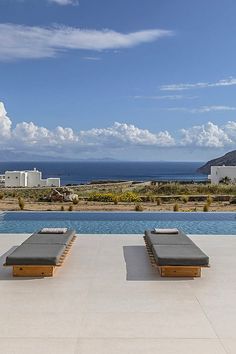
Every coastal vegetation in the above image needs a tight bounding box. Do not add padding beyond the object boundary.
[173,203,179,212]
[88,191,141,203]
[18,197,25,210]
[203,203,209,212]
[1,181,236,212]
[134,204,144,212]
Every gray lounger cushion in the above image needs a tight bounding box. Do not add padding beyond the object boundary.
[152,244,209,266]
[5,244,66,266]
[23,229,76,245]
[145,230,194,247]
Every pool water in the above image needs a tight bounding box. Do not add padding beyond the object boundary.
[0,211,236,234]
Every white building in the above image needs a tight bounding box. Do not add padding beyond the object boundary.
[0,174,5,186]
[208,165,236,184]
[4,168,60,188]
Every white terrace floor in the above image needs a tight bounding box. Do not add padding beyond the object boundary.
[0,234,236,354]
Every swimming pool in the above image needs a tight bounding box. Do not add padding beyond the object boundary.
[0,211,236,234]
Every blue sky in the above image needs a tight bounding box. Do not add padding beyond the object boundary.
[0,0,236,161]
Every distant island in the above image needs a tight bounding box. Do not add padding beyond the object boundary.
[198,150,236,174]
[0,150,59,162]
[0,150,118,162]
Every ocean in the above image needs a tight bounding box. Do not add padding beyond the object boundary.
[0,161,207,185]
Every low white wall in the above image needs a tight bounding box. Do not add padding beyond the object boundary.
[46,178,60,187]
[210,166,236,184]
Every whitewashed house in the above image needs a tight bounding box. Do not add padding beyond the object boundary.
[208,166,236,184]
[4,168,60,188]
[0,174,5,186]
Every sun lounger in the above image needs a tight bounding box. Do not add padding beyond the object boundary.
[144,229,209,277]
[4,228,76,277]
[145,229,194,247]
[22,229,75,245]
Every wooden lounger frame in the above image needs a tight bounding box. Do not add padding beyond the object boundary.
[4,236,76,277]
[144,236,207,277]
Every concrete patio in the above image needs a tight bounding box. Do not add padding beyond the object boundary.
[0,234,235,354]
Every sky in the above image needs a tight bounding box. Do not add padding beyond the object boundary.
[0,0,236,161]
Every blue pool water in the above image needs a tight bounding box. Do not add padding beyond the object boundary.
[0,212,236,234]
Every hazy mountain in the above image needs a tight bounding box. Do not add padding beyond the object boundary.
[0,150,58,162]
[197,150,236,174]
[0,150,118,162]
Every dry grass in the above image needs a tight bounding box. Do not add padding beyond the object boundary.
[1,181,236,212]
[0,198,235,212]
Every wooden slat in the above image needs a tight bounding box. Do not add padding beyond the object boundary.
[57,236,76,266]
[13,265,54,277]
[159,265,201,277]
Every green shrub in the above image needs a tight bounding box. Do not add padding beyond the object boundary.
[88,191,141,203]
[182,195,189,204]
[173,203,179,212]
[88,192,114,202]
[137,181,236,196]
[135,204,143,212]
[206,195,213,205]
[146,194,155,202]
[156,197,161,206]
[203,203,209,212]
[72,197,79,205]
[219,176,231,184]
[0,193,4,200]
[113,196,119,205]
[68,205,73,211]
[120,192,141,203]
[18,197,25,210]
[230,197,236,204]
[60,206,65,211]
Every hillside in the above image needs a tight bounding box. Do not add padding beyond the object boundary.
[197,150,236,174]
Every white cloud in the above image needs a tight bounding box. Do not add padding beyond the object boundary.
[161,77,236,91]
[79,122,175,147]
[167,105,236,113]
[13,121,78,146]
[223,121,236,142]
[0,24,173,61]
[82,56,101,61]
[0,102,175,151]
[49,0,79,5]
[180,122,232,148]
[0,102,12,140]
[133,95,197,100]
[2,101,236,157]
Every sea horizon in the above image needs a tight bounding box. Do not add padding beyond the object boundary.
[0,161,207,185]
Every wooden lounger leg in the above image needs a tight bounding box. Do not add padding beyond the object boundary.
[13,265,55,277]
[158,266,201,277]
